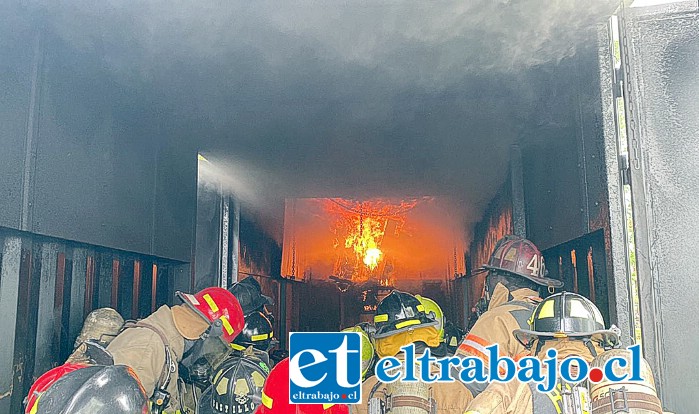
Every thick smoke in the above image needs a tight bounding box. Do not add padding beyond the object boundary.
[19,0,618,239]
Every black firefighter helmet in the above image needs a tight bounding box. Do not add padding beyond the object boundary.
[228,277,273,316]
[232,310,275,353]
[514,291,620,350]
[30,365,148,414]
[373,290,438,339]
[207,354,271,414]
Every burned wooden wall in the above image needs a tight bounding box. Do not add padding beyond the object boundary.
[461,174,514,317]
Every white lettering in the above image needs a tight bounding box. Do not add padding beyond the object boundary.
[289,349,328,388]
[329,335,361,388]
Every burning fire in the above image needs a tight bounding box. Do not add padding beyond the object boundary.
[280,196,467,283]
[323,198,421,282]
[344,216,385,271]
[364,248,382,269]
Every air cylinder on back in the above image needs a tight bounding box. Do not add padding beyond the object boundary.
[589,349,662,414]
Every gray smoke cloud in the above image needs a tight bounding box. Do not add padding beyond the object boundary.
[16,0,618,238]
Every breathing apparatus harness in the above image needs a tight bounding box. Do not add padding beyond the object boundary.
[121,321,176,414]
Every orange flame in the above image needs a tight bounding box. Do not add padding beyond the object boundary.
[323,198,421,282]
[345,216,384,270]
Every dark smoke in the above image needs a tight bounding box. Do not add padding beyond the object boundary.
[16,0,618,238]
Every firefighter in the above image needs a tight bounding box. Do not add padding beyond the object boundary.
[453,235,563,398]
[255,357,349,414]
[232,310,276,355]
[229,276,280,364]
[182,306,276,401]
[106,286,245,413]
[229,276,274,322]
[464,291,623,414]
[25,364,149,413]
[354,290,473,414]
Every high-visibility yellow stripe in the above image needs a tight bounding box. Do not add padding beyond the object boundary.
[203,294,219,313]
[220,315,234,336]
[395,319,420,329]
[374,314,389,323]
[553,332,568,338]
[29,397,39,414]
[261,391,273,409]
[231,343,246,351]
[537,300,554,319]
[416,304,425,312]
[251,333,270,341]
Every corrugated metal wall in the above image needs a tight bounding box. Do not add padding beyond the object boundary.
[0,228,185,413]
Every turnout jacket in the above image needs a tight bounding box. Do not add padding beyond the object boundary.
[453,286,541,398]
[465,339,673,414]
[107,305,185,411]
[463,340,600,414]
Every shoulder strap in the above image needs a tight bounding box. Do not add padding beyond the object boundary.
[122,321,175,390]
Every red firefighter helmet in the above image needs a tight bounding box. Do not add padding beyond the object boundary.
[255,358,349,414]
[177,287,246,343]
[481,235,563,288]
[25,363,88,414]
[26,365,148,414]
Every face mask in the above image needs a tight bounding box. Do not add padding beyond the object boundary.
[180,325,232,373]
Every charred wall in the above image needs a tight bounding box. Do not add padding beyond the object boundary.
[462,175,514,314]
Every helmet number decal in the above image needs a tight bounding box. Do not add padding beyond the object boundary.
[526,255,544,277]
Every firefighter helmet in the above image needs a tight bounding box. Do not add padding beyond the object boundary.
[341,325,376,380]
[177,287,245,343]
[28,365,148,414]
[25,363,88,414]
[210,354,271,414]
[232,310,275,352]
[255,358,349,414]
[513,292,620,349]
[481,235,563,288]
[415,295,444,341]
[373,290,438,339]
[589,348,663,414]
[229,277,274,316]
[72,307,124,348]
